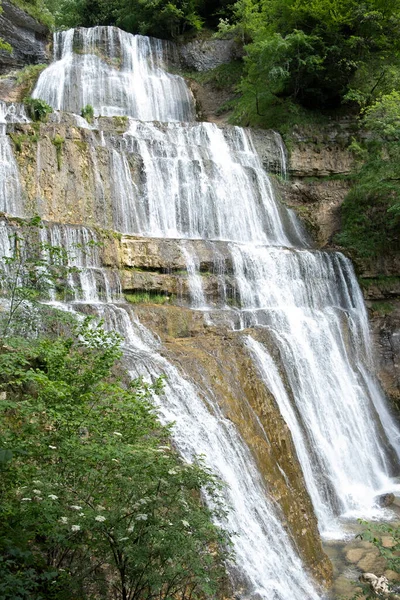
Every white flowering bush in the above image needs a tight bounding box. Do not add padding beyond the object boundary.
[0,320,230,600]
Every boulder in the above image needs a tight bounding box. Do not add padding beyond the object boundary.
[375,493,395,508]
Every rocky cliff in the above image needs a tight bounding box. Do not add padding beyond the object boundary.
[0,0,49,74]
[2,15,400,591]
[1,112,333,584]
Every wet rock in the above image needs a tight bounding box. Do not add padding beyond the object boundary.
[375,493,395,508]
[357,550,387,574]
[0,0,50,74]
[179,38,242,72]
[346,548,365,563]
[360,573,400,598]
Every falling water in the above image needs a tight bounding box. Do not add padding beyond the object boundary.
[0,218,323,598]
[33,27,194,122]
[110,120,305,242]
[205,242,400,537]
[4,21,400,595]
[0,102,26,217]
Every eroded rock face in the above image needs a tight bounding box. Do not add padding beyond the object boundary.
[0,0,50,74]
[369,302,400,410]
[180,38,242,72]
[134,304,332,585]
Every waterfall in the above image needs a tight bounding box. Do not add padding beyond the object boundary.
[198,241,400,537]
[33,27,194,122]
[0,218,323,598]
[0,101,26,216]
[4,21,400,596]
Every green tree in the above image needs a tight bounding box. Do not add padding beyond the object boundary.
[0,217,77,337]
[223,0,400,120]
[0,319,230,599]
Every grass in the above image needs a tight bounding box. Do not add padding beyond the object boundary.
[15,64,47,97]
[370,301,396,315]
[124,292,175,305]
[9,131,39,151]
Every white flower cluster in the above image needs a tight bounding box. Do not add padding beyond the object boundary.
[95,515,106,522]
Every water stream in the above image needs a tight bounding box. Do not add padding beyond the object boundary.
[1,23,399,597]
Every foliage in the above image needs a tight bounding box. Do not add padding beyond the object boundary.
[52,134,65,170]
[0,1,12,52]
[336,141,400,258]
[185,60,243,92]
[0,217,78,337]
[0,38,12,53]
[9,0,54,29]
[81,103,94,123]
[24,97,53,122]
[15,64,47,96]
[337,93,400,258]
[217,0,400,128]
[124,292,174,305]
[53,0,233,38]
[363,91,400,139]
[0,319,230,600]
[348,521,400,599]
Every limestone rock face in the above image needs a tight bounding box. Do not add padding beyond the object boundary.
[134,305,332,585]
[0,0,50,74]
[180,38,242,72]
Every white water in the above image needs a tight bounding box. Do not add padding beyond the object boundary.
[202,242,400,537]
[180,242,207,309]
[4,22,400,595]
[0,218,322,598]
[33,27,194,122]
[110,120,305,242]
[0,103,26,216]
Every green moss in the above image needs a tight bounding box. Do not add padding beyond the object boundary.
[9,130,39,152]
[73,140,88,152]
[112,116,128,131]
[370,301,395,315]
[52,134,65,171]
[93,226,122,241]
[360,276,400,289]
[124,291,175,305]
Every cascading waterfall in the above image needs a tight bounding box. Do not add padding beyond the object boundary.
[201,242,400,537]
[114,120,305,243]
[0,219,322,599]
[2,21,399,595]
[33,27,194,122]
[0,101,27,216]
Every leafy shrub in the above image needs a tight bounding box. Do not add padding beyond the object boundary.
[336,144,400,257]
[24,97,53,122]
[81,103,94,123]
[0,319,230,599]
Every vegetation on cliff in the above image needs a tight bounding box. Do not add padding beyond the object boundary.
[336,92,400,257]
[0,222,230,600]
